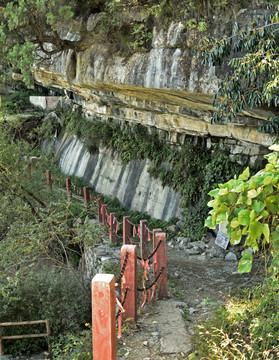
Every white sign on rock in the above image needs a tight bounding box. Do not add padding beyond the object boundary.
[215,222,230,250]
[215,231,230,250]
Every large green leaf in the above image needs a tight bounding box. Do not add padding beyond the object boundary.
[230,218,240,228]
[263,175,273,185]
[251,200,265,214]
[238,209,250,226]
[216,211,227,223]
[231,229,242,244]
[238,251,253,273]
[226,192,237,204]
[266,152,277,165]
[204,216,214,229]
[247,189,258,199]
[263,223,270,243]
[208,188,220,197]
[218,188,229,195]
[249,221,263,240]
[264,184,274,196]
[266,196,279,214]
[238,167,250,181]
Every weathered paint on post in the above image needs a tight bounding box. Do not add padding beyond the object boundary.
[97,195,103,223]
[66,178,72,197]
[123,216,131,245]
[152,228,162,278]
[109,212,117,244]
[121,245,137,323]
[45,170,52,190]
[83,187,90,204]
[101,204,108,226]
[140,220,148,258]
[154,232,168,298]
[92,274,117,360]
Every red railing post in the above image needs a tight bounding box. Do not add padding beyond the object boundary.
[83,187,90,204]
[97,195,103,223]
[121,245,137,323]
[140,220,148,258]
[154,231,168,299]
[66,178,72,197]
[92,274,117,360]
[152,228,162,277]
[109,212,117,244]
[101,204,108,226]
[46,170,52,190]
[123,216,131,245]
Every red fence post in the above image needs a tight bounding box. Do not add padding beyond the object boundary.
[140,220,148,258]
[123,216,131,245]
[109,212,117,244]
[101,204,108,226]
[83,187,90,204]
[154,232,168,299]
[66,178,72,197]
[92,274,117,360]
[121,245,137,323]
[97,195,103,223]
[46,170,52,190]
[152,228,162,277]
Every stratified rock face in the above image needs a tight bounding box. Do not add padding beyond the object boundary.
[56,133,182,220]
[34,20,219,92]
[34,18,274,156]
[34,10,274,219]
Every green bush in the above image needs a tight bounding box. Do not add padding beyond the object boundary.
[1,89,41,114]
[192,284,279,359]
[0,268,91,355]
[51,330,92,360]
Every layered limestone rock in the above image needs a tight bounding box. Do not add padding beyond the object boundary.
[55,133,181,220]
[33,17,275,164]
[33,8,275,219]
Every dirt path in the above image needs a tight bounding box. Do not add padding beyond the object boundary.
[117,244,264,360]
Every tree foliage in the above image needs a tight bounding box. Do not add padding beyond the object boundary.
[0,116,102,299]
[0,0,100,85]
[198,2,279,133]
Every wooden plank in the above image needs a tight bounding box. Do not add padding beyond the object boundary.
[92,274,117,360]
[0,320,47,326]
[2,333,48,340]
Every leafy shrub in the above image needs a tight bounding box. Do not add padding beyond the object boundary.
[1,89,41,114]
[205,151,279,272]
[192,284,279,359]
[51,330,92,360]
[0,268,91,355]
